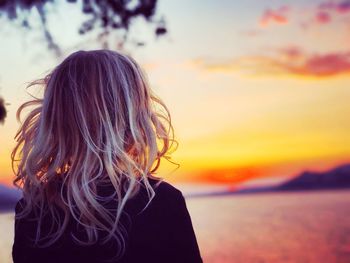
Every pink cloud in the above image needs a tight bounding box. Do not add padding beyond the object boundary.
[195,48,350,78]
[260,6,290,27]
[319,0,350,13]
[278,46,303,59]
[292,52,350,76]
[274,47,350,77]
[311,1,350,26]
[257,1,350,30]
[315,11,332,23]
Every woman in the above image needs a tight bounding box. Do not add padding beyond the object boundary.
[11,50,203,263]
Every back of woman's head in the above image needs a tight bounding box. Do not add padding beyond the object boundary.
[11,50,177,258]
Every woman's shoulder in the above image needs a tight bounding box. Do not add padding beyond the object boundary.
[123,177,185,216]
[136,177,186,215]
[149,177,182,195]
[147,177,185,205]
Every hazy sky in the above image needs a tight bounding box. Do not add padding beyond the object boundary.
[0,0,349,185]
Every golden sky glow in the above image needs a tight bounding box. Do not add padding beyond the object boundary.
[0,0,350,186]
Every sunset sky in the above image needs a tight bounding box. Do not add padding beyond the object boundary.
[0,0,349,186]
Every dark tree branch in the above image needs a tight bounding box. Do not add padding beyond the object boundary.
[0,0,167,54]
[0,97,6,124]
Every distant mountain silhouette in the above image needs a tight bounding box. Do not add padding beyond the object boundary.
[275,163,350,191]
[0,184,22,212]
[233,163,350,195]
[187,163,350,198]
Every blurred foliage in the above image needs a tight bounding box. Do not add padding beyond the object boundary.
[0,97,6,124]
[0,0,167,55]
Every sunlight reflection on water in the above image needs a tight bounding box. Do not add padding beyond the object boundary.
[187,190,350,263]
[1,190,350,263]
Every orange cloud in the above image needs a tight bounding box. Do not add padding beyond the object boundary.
[194,47,350,78]
[259,6,290,27]
[194,166,268,185]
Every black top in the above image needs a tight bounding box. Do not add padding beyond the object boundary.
[12,179,203,263]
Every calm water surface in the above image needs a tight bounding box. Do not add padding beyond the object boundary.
[1,190,350,263]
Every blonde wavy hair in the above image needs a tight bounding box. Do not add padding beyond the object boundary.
[11,49,178,259]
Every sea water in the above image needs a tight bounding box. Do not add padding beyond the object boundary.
[1,190,350,263]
